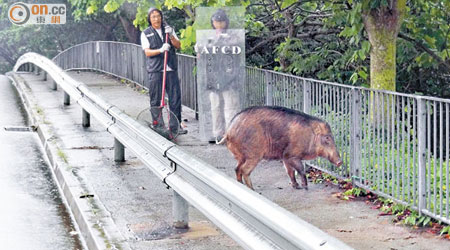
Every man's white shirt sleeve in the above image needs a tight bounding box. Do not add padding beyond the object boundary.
[141,32,150,50]
[141,30,178,51]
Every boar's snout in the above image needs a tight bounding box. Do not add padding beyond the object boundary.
[328,152,342,167]
[329,150,343,167]
[320,134,342,167]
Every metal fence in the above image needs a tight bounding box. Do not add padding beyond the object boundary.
[53,41,198,113]
[244,67,450,224]
[50,41,450,225]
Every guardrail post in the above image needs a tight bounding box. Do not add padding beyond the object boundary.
[265,71,273,106]
[43,71,47,81]
[114,138,125,162]
[303,79,311,114]
[64,92,70,105]
[82,109,90,127]
[173,191,189,229]
[34,65,40,75]
[350,88,361,185]
[417,97,426,215]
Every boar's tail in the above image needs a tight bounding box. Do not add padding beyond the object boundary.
[216,135,227,145]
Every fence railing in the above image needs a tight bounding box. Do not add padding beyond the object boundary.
[50,41,450,225]
[248,68,450,225]
[53,41,198,113]
[15,52,353,250]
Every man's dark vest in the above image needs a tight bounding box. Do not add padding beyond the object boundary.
[143,26,178,73]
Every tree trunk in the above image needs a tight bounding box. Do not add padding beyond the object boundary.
[119,15,140,43]
[280,9,296,71]
[362,0,406,91]
[362,0,406,127]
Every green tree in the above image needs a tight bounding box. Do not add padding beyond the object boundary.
[0,0,119,73]
[1,0,448,98]
[245,1,367,84]
[246,0,448,97]
[396,0,450,97]
[68,0,143,43]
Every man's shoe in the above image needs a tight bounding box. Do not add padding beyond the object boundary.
[215,135,223,144]
[178,128,188,135]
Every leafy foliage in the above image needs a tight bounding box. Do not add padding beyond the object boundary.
[245,0,449,97]
[0,0,114,73]
[0,0,448,97]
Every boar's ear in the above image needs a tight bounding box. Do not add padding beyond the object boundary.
[313,122,327,135]
[320,135,332,145]
[312,122,322,135]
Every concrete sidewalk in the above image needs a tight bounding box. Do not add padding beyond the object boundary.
[11,70,449,250]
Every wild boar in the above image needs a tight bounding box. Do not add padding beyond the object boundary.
[219,106,343,190]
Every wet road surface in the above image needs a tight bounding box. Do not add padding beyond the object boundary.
[0,75,84,250]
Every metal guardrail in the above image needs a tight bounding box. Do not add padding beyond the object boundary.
[50,41,450,225]
[14,52,353,250]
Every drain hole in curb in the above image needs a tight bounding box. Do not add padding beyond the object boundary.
[79,194,95,199]
[3,126,32,132]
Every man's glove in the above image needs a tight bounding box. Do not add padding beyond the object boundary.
[159,43,171,53]
[165,26,173,35]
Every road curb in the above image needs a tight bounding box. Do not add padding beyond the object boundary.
[7,72,131,250]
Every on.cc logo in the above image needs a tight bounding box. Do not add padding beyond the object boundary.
[8,2,30,25]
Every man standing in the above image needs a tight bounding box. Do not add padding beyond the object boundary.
[195,8,244,143]
[141,7,186,135]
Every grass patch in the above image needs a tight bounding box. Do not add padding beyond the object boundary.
[57,148,68,163]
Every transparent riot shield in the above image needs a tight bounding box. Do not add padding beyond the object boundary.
[195,7,245,142]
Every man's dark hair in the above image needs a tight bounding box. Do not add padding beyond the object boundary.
[147,7,168,37]
[210,9,229,30]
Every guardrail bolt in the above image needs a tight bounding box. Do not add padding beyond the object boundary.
[173,191,189,229]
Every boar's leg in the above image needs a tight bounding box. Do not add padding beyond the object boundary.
[235,160,245,184]
[292,160,308,190]
[239,159,260,190]
[282,159,300,189]
[283,158,308,190]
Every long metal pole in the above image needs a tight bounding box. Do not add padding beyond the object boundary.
[351,88,361,184]
[417,97,426,214]
[265,71,273,106]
